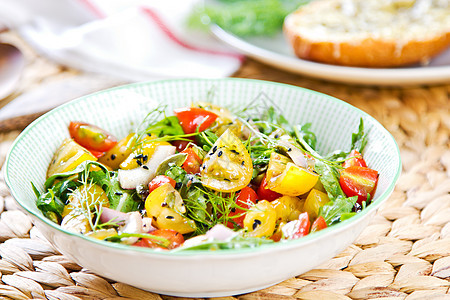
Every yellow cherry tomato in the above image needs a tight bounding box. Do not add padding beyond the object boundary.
[47,138,97,178]
[120,136,171,170]
[98,133,136,170]
[303,189,330,219]
[145,183,196,234]
[201,129,253,193]
[243,200,277,238]
[267,162,319,196]
[265,152,291,180]
[272,196,305,223]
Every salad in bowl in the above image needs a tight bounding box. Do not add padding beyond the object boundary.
[35,98,378,251]
[4,79,400,296]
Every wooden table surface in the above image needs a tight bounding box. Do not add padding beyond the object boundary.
[0,31,449,300]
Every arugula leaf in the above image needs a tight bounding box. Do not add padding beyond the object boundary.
[253,106,292,136]
[340,212,357,221]
[319,195,358,225]
[314,160,359,225]
[351,118,368,153]
[165,165,188,184]
[325,150,348,162]
[32,180,79,223]
[89,170,140,213]
[145,116,184,137]
[314,160,345,200]
[196,130,219,152]
[294,123,317,150]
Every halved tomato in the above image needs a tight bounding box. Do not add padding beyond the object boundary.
[201,129,253,193]
[340,166,378,205]
[281,212,310,239]
[148,175,176,194]
[267,162,319,196]
[311,216,327,232]
[145,183,196,234]
[243,200,277,238]
[174,107,218,134]
[181,147,202,174]
[69,121,117,152]
[226,186,258,228]
[257,175,282,201]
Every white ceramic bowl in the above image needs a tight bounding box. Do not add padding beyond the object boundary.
[4,79,401,297]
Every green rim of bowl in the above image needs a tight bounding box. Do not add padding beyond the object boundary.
[4,78,402,257]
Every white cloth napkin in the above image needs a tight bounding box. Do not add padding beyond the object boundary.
[0,0,244,81]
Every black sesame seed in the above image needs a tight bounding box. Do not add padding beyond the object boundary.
[230,149,239,154]
[212,145,217,153]
[175,182,182,189]
[115,192,123,196]
[142,155,148,162]
[135,154,144,159]
[241,161,245,166]
[218,150,223,157]
[231,207,236,213]
[224,178,230,182]
[274,134,280,138]
[252,219,262,230]
[166,215,175,220]
[136,160,143,166]
[111,154,116,160]
[142,165,149,170]
[287,148,292,152]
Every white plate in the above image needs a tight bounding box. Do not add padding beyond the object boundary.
[211,25,450,86]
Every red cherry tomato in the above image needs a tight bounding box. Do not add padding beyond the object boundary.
[133,229,184,250]
[174,107,218,134]
[292,212,311,239]
[257,175,282,202]
[227,186,258,228]
[148,175,176,194]
[340,166,379,205]
[181,148,202,174]
[343,150,367,168]
[311,216,327,232]
[69,121,117,152]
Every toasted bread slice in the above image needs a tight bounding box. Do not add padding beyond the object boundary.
[283,0,450,67]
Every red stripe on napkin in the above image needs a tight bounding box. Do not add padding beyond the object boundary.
[141,7,245,62]
[77,0,107,19]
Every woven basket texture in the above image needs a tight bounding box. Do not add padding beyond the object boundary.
[0,31,448,300]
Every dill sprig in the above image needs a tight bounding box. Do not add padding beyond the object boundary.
[183,185,244,235]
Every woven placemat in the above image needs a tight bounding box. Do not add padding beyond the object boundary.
[0,32,449,299]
